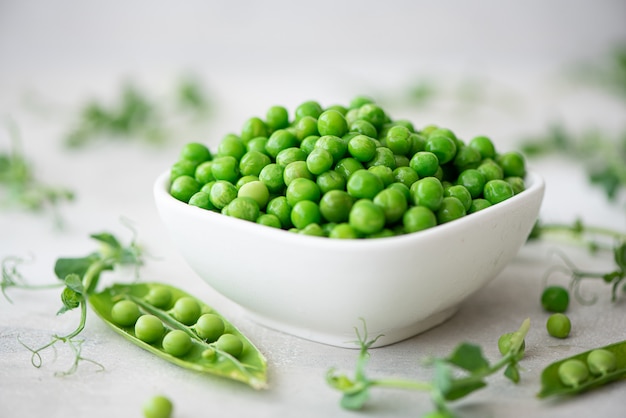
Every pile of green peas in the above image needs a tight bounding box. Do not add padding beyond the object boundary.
[110,286,245,358]
[168,97,527,238]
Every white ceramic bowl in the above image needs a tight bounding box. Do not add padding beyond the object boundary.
[154,171,544,348]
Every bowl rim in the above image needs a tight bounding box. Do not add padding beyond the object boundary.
[154,169,545,249]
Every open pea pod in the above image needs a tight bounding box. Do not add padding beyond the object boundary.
[538,340,626,398]
[89,282,268,389]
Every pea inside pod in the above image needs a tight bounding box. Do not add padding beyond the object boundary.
[89,282,267,389]
[538,340,626,398]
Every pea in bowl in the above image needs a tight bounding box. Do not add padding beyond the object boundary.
[153,170,544,348]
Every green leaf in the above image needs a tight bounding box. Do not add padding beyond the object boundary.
[433,360,453,397]
[54,255,98,280]
[63,273,84,294]
[340,388,370,410]
[447,343,490,373]
[90,233,122,250]
[613,241,626,270]
[504,363,521,383]
[442,379,487,401]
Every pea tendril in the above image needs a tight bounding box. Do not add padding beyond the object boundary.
[327,318,530,417]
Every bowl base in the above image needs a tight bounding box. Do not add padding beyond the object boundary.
[243,305,460,348]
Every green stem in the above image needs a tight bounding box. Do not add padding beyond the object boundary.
[370,377,433,392]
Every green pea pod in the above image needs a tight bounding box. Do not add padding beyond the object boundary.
[89,282,268,389]
[537,340,626,398]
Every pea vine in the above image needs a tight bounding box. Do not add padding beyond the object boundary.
[327,318,529,417]
[2,230,143,375]
[529,219,626,303]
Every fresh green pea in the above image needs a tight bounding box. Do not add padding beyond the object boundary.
[497,331,526,356]
[227,197,260,222]
[210,156,240,183]
[558,359,589,387]
[468,198,491,213]
[194,161,215,184]
[357,103,387,130]
[469,135,496,159]
[188,191,215,210]
[365,147,396,169]
[506,176,526,194]
[409,151,439,178]
[498,151,526,178]
[266,105,290,131]
[235,175,258,189]
[349,119,378,138]
[266,196,292,229]
[436,196,466,224]
[111,300,141,327]
[547,313,571,339]
[347,169,384,200]
[316,170,346,193]
[216,334,244,358]
[392,166,419,188]
[320,190,354,223]
[256,213,282,228]
[393,154,410,168]
[453,145,482,171]
[162,330,192,357]
[299,135,320,155]
[586,349,617,376]
[170,175,201,203]
[142,395,173,418]
[402,206,437,233]
[329,223,360,239]
[335,157,365,181]
[298,223,325,236]
[316,135,347,163]
[172,296,201,325]
[387,182,411,202]
[246,136,269,154]
[266,129,299,159]
[424,135,457,164]
[456,169,486,199]
[348,134,378,162]
[283,161,313,186]
[483,179,514,205]
[240,117,268,143]
[291,200,321,229]
[239,151,271,177]
[293,115,319,140]
[368,165,395,187]
[306,147,334,175]
[286,177,321,206]
[145,287,172,309]
[349,95,375,110]
[217,133,246,160]
[195,313,225,342]
[385,125,412,156]
[238,181,269,209]
[135,315,165,343]
[295,100,323,121]
[276,147,307,167]
[477,160,504,182]
[209,180,238,210]
[410,177,444,211]
[317,109,348,137]
[179,142,212,164]
[374,188,408,225]
[444,185,472,212]
[258,163,285,194]
[349,199,386,235]
[170,160,197,182]
[541,285,569,313]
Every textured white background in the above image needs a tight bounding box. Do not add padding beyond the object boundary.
[1,1,625,417]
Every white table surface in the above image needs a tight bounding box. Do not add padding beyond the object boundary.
[1,1,626,417]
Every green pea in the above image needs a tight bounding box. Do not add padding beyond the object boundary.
[469,135,496,159]
[283,161,313,186]
[194,161,215,185]
[393,166,419,188]
[142,395,173,418]
[357,103,387,130]
[497,331,526,356]
[316,170,346,193]
[347,169,384,200]
[306,147,334,175]
[135,315,165,343]
[145,286,172,309]
[320,189,354,223]
[348,134,378,162]
[445,185,472,212]
[586,349,617,376]
[558,359,589,387]
[235,175,258,189]
[170,175,201,203]
[387,182,411,202]
[276,147,307,167]
[258,163,285,194]
[349,95,374,110]
[170,160,197,182]
[498,151,526,178]
[368,165,395,187]
[211,156,240,183]
[238,181,269,209]
[188,191,215,210]
[179,142,212,164]
[240,117,268,143]
[195,313,225,342]
[256,213,282,228]
[317,109,348,137]
[265,105,290,131]
[217,133,246,160]
[410,177,444,211]
[291,200,321,230]
[162,330,192,357]
[483,179,514,205]
[227,197,260,222]
[477,160,504,182]
[299,135,320,155]
[373,188,408,225]
[266,196,292,229]
[468,198,492,213]
[385,125,412,156]
[453,145,482,171]
[239,150,271,177]
[541,286,570,313]
[349,199,385,235]
[299,223,325,236]
[295,100,323,121]
[328,223,360,239]
[209,180,238,210]
[436,196,466,224]
[403,206,437,233]
[409,151,439,178]
[365,147,396,169]
[216,334,244,358]
[111,300,141,327]
[506,176,526,194]
[246,136,269,154]
[266,129,298,159]
[335,157,365,181]
[424,135,457,164]
[393,154,410,168]
[547,313,571,339]
[315,135,347,163]
[172,297,202,325]
[293,115,319,140]
[349,119,378,138]
[286,177,321,206]
[456,168,486,199]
